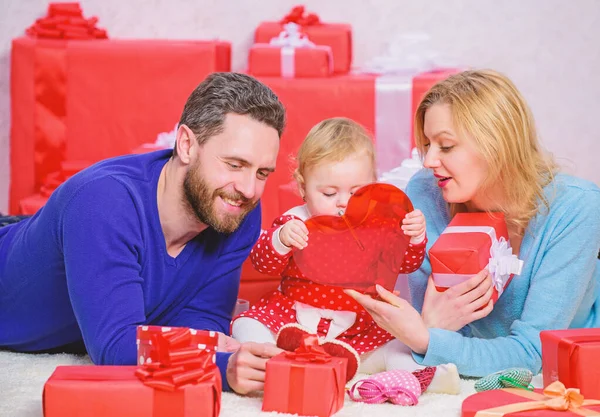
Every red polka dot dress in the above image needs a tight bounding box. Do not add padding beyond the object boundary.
[234,206,426,355]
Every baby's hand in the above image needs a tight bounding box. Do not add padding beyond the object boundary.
[279,219,309,250]
[401,209,426,244]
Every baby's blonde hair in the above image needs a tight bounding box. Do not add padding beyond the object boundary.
[414,69,557,233]
[293,118,376,188]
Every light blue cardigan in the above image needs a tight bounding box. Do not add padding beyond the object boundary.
[405,170,600,376]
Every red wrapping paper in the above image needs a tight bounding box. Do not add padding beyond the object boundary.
[429,212,514,304]
[262,336,347,417]
[10,36,230,214]
[248,44,332,77]
[43,365,220,417]
[254,6,351,74]
[541,329,600,398]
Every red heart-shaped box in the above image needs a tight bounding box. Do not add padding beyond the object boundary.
[293,183,413,294]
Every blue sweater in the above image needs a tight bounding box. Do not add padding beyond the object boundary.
[0,150,261,391]
[405,170,600,376]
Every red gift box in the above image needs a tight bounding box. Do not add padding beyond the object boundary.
[10,36,230,214]
[541,328,600,398]
[429,212,523,303]
[248,43,332,78]
[462,382,600,416]
[262,336,347,417]
[43,365,221,417]
[254,6,351,74]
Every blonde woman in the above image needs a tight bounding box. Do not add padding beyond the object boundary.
[347,69,600,377]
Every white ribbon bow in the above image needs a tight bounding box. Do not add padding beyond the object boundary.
[488,236,524,294]
[294,302,356,341]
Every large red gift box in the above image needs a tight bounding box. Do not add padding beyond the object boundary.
[248,43,332,78]
[262,336,347,417]
[429,212,523,304]
[43,365,220,417]
[254,6,351,74]
[10,36,230,214]
[462,382,600,416]
[541,328,600,398]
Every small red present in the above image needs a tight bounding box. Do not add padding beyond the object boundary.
[541,328,600,398]
[262,335,347,417]
[249,22,332,78]
[255,6,351,74]
[462,381,600,416]
[429,212,523,303]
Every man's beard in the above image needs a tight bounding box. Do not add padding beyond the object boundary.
[183,163,258,234]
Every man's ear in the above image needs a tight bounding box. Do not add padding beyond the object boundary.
[174,124,196,165]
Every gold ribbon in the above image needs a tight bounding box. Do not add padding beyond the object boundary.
[475,381,600,416]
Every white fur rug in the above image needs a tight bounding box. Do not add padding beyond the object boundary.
[0,350,544,417]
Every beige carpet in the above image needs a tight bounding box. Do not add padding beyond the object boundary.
[0,350,543,417]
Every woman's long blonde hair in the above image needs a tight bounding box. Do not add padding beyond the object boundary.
[293,117,376,188]
[414,69,557,233]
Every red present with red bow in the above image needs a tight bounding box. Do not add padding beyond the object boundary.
[43,326,221,417]
[429,212,524,304]
[262,335,347,417]
[541,328,600,399]
[462,381,600,416]
[254,5,351,74]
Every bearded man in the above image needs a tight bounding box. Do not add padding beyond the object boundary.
[0,72,286,395]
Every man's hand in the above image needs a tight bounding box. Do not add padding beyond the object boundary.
[226,342,283,395]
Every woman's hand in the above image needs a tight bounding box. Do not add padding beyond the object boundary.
[344,285,430,354]
[422,269,494,331]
